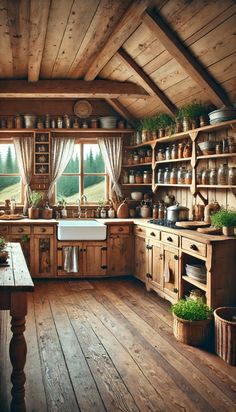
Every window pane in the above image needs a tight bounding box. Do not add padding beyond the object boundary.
[83,144,105,173]
[0,144,19,173]
[57,175,80,204]
[0,176,21,203]
[64,145,80,173]
[84,176,106,202]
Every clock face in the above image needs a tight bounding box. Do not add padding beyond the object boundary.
[74,100,92,118]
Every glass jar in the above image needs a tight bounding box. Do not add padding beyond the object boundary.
[228,167,236,185]
[209,168,217,185]
[135,131,142,145]
[157,148,165,161]
[57,116,63,128]
[185,169,192,185]
[129,170,135,184]
[135,171,143,183]
[123,170,129,184]
[157,169,164,184]
[215,141,223,155]
[143,170,152,184]
[165,146,171,160]
[152,204,159,219]
[222,138,229,154]
[64,114,70,128]
[127,153,133,165]
[171,144,178,160]
[202,169,210,185]
[91,118,98,129]
[178,143,184,159]
[145,148,152,162]
[183,143,191,158]
[177,167,186,184]
[217,164,228,185]
[196,170,202,185]
[164,168,170,184]
[133,152,139,164]
[170,168,177,184]
[158,203,165,220]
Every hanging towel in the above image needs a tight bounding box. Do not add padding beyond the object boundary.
[164,259,170,283]
[63,246,79,272]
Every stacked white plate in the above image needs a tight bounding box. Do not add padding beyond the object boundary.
[185,263,206,283]
[208,108,236,125]
[99,116,117,128]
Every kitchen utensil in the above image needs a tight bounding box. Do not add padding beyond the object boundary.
[166,203,189,222]
[175,220,210,229]
[197,227,222,234]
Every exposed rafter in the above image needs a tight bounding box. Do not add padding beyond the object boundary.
[0,80,148,98]
[142,10,232,108]
[106,98,136,126]
[28,0,51,82]
[117,48,176,116]
[84,0,152,81]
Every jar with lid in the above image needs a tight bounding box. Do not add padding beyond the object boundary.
[157,169,164,184]
[170,168,177,184]
[164,167,170,184]
[45,114,50,129]
[177,167,186,184]
[185,169,192,185]
[215,141,222,154]
[165,146,171,160]
[228,167,236,185]
[171,144,178,160]
[123,170,129,184]
[196,170,202,185]
[127,153,133,165]
[217,164,228,185]
[139,148,146,163]
[183,143,191,158]
[64,114,70,128]
[133,151,139,164]
[135,131,142,145]
[201,169,210,185]
[15,114,22,129]
[91,118,98,129]
[152,204,159,219]
[145,148,152,162]
[157,148,165,161]
[158,203,165,220]
[135,171,143,184]
[178,143,184,159]
[143,170,152,184]
[209,168,217,185]
[129,170,135,184]
[37,118,44,129]
[82,120,88,128]
[57,116,63,128]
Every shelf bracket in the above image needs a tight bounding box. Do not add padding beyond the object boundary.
[195,190,208,206]
[188,131,199,142]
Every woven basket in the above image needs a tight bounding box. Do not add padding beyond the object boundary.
[173,313,212,346]
[214,307,236,365]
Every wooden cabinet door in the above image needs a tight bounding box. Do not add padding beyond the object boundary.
[108,235,133,276]
[34,235,56,277]
[83,242,107,277]
[162,245,179,301]
[134,235,146,282]
[57,241,83,277]
[8,234,31,270]
[146,239,163,290]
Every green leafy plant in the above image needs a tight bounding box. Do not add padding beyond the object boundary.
[176,102,206,120]
[156,113,174,129]
[140,118,153,131]
[211,207,236,228]
[29,190,42,208]
[171,299,213,321]
[57,195,67,207]
[0,236,7,251]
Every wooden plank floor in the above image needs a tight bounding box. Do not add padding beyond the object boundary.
[1,277,236,412]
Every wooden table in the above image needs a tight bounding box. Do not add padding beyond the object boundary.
[0,243,34,412]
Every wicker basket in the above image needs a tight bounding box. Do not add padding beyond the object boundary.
[173,313,212,346]
[214,307,236,365]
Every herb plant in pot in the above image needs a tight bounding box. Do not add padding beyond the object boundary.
[177,102,207,131]
[0,236,8,263]
[211,207,236,236]
[28,190,42,219]
[171,298,213,346]
[157,113,174,137]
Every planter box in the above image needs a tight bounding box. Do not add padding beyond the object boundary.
[214,307,236,365]
[173,313,212,346]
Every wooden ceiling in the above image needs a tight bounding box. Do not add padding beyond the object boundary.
[0,0,235,120]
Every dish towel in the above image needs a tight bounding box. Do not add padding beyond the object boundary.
[63,246,79,273]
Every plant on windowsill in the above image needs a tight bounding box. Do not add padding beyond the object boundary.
[28,190,43,219]
[211,207,236,236]
[171,298,213,346]
[0,236,8,263]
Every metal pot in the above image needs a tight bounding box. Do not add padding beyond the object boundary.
[167,203,189,222]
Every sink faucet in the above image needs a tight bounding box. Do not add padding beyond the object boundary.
[80,194,87,204]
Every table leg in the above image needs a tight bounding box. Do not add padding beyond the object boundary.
[9,292,27,412]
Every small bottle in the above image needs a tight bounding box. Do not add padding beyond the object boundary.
[143,170,152,184]
[171,144,178,160]
[152,204,159,219]
[64,114,70,128]
[57,116,63,128]
[157,169,164,184]
[123,170,129,184]
[108,207,115,218]
[178,143,184,159]
[165,146,171,160]
[170,168,177,184]
[100,207,107,218]
[129,170,135,184]
[164,167,170,184]
[45,114,51,129]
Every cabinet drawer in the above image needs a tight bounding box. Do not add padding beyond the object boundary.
[146,228,160,240]
[10,225,31,235]
[134,225,146,237]
[182,237,206,257]
[0,225,8,235]
[33,226,54,235]
[109,225,131,235]
[161,231,179,247]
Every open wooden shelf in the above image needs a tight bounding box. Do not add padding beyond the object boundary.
[182,275,207,291]
[197,153,236,160]
[122,162,152,168]
[0,127,134,133]
[155,157,191,165]
[122,183,152,186]
[197,185,236,189]
[124,139,154,149]
[156,183,191,188]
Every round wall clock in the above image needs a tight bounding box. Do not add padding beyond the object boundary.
[74,100,92,118]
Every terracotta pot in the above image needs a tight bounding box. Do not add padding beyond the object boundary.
[173,313,213,346]
[222,226,234,236]
[41,209,53,219]
[28,207,39,219]
[0,250,9,263]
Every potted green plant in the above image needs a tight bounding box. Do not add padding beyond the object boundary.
[176,102,207,131]
[57,195,67,218]
[171,298,213,346]
[140,118,153,142]
[211,207,236,236]
[28,190,43,219]
[157,113,174,137]
[0,235,8,263]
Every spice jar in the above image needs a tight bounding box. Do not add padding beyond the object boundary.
[164,167,170,184]
[91,119,98,129]
[158,203,165,219]
[45,114,50,129]
[209,168,217,185]
[15,114,22,129]
[165,146,171,160]
[82,120,88,128]
[183,143,191,158]
[171,144,178,160]
[202,169,210,185]
[143,170,152,184]
[135,171,143,184]
[217,164,228,185]
[57,116,63,128]
[178,143,184,159]
[228,167,236,185]
[64,114,70,128]
[157,148,165,161]
[129,170,135,184]
[215,141,222,154]
[170,168,177,184]
[177,167,186,184]
[196,170,202,185]
[152,204,159,219]
[145,148,152,162]
[133,152,139,164]
[185,169,192,185]
[127,153,133,165]
[157,169,164,184]
[123,170,129,184]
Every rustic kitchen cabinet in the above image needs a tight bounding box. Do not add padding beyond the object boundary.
[146,237,162,291]
[34,235,56,277]
[107,223,133,276]
[162,244,179,300]
[134,225,146,282]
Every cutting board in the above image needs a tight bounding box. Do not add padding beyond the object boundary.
[197,226,222,234]
[175,221,210,229]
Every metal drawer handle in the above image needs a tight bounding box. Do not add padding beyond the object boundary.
[167,236,173,242]
[118,227,124,232]
[40,228,46,232]
[190,244,198,251]
[17,228,24,233]
[174,255,179,260]
[138,228,142,232]
[173,288,178,293]
[150,232,156,236]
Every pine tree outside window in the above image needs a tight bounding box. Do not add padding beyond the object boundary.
[56,143,108,204]
[0,143,22,204]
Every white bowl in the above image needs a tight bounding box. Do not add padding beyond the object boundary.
[130,192,143,201]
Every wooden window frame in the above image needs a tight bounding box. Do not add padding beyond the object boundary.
[0,139,23,205]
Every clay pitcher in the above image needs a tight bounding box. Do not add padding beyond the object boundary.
[117,199,129,218]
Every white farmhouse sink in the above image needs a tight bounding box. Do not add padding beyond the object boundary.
[57,220,107,241]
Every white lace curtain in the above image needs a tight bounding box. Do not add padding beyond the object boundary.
[48,137,75,199]
[98,136,123,199]
[13,136,33,215]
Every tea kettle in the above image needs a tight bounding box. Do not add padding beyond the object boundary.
[167,202,189,222]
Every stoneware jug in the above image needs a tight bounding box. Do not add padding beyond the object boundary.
[117,199,129,218]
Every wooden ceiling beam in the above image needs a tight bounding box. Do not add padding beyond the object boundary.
[106,98,137,127]
[0,80,148,99]
[117,48,176,116]
[84,0,152,81]
[142,10,232,108]
[28,0,51,82]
